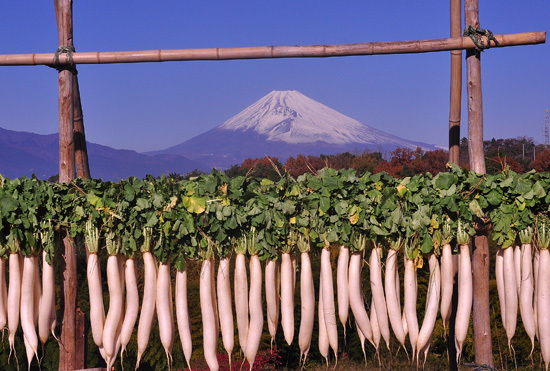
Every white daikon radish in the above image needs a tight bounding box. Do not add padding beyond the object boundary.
[298,247,314,364]
[321,247,338,364]
[281,251,295,345]
[503,246,518,351]
[337,245,350,340]
[201,257,219,371]
[440,243,454,335]
[455,243,472,364]
[176,265,192,370]
[416,253,441,366]
[370,246,390,350]
[217,255,234,368]
[385,248,406,348]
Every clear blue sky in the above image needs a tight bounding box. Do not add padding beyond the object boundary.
[0,1,548,152]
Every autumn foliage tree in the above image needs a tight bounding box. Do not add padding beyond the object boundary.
[284,154,325,178]
[531,148,550,172]
[351,150,384,175]
[372,147,447,177]
[224,138,547,181]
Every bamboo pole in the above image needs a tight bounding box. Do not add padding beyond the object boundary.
[449,0,462,165]
[446,2,462,370]
[0,32,544,66]
[464,0,493,367]
[54,1,78,370]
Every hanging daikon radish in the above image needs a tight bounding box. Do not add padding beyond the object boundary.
[217,255,234,368]
[337,245,350,341]
[38,223,56,347]
[370,245,390,350]
[385,244,406,349]
[176,264,192,370]
[7,239,21,362]
[495,248,506,328]
[439,218,454,335]
[201,255,219,371]
[348,235,373,346]
[265,258,279,348]
[136,227,158,370]
[234,235,249,355]
[321,245,338,364]
[245,229,263,370]
[157,258,174,369]
[21,255,39,367]
[539,248,550,370]
[38,249,56,346]
[297,233,314,365]
[503,245,518,352]
[281,244,295,346]
[404,252,419,360]
[318,273,329,366]
[455,222,472,364]
[537,218,550,370]
[102,233,123,367]
[518,227,535,357]
[110,255,126,371]
[120,256,139,363]
[416,253,441,367]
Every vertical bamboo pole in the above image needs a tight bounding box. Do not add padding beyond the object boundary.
[464,0,493,367]
[54,0,78,370]
[73,76,91,179]
[449,0,462,164]
[56,0,76,183]
[464,2,486,174]
[447,4,462,369]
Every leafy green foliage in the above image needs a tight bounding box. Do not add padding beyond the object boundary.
[2,165,550,369]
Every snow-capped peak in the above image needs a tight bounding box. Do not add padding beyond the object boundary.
[218,90,409,146]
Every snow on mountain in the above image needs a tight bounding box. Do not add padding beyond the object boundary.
[219,90,429,148]
[151,90,439,169]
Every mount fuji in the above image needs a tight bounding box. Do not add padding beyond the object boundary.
[151,90,440,169]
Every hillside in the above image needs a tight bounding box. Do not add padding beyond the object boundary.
[0,127,204,181]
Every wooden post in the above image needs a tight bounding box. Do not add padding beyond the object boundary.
[76,308,86,369]
[464,0,493,367]
[449,0,462,165]
[446,2,462,369]
[55,0,76,183]
[54,0,78,370]
[73,75,91,179]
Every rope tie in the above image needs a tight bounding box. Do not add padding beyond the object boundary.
[49,45,78,74]
[463,25,499,51]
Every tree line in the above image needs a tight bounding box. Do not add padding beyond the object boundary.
[213,137,550,181]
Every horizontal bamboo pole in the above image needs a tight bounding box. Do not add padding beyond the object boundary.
[0,31,544,66]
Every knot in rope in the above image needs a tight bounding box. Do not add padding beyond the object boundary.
[50,45,78,74]
[463,25,499,51]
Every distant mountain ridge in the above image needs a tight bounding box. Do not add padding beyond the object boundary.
[0,127,203,181]
[2,90,441,179]
[152,90,439,168]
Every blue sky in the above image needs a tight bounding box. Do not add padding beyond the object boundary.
[0,1,548,152]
